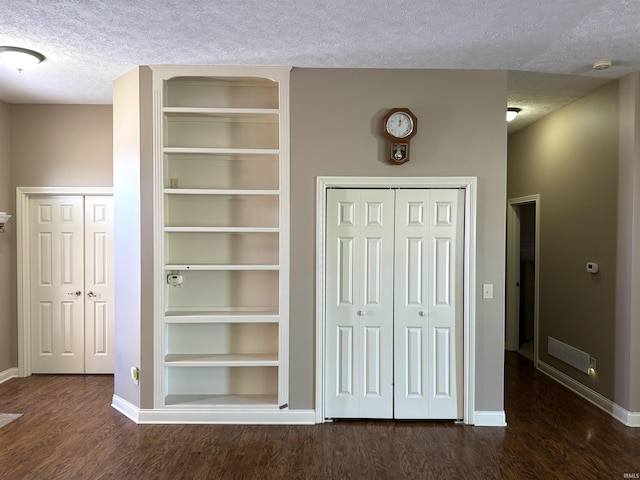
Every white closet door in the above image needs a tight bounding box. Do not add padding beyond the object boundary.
[325,189,395,419]
[394,189,463,419]
[30,196,85,374]
[84,196,115,374]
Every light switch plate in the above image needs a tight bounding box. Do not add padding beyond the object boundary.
[483,283,494,299]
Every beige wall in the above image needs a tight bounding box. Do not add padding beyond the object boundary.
[0,104,112,377]
[289,69,508,412]
[0,101,15,373]
[6,69,509,418]
[617,73,640,412]
[508,82,619,400]
[11,105,112,188]
[112,67,155,409]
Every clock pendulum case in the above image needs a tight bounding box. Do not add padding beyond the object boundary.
[382,108,417,165]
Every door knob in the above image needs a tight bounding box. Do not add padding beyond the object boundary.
[87,291,97,298]
[67,290,81,297]
[357,310,365,316]
[418,311,426,317]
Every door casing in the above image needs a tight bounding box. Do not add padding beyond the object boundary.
[505,195,540,365]
[16,186,113,377]
[315,176,477,425]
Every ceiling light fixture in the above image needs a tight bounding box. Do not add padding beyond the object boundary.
[592,59,612,71]
[506,107,521,122]
[0,46,45,72]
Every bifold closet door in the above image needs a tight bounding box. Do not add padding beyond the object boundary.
[393,189,463,419]
[29,195,114,374]
[325,187,463,420]
[325,189,395,419]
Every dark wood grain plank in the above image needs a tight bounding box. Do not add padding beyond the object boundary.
[0,353,639,479]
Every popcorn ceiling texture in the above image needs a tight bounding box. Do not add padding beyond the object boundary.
[0,0,638,118]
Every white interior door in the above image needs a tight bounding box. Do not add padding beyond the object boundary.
[29,195,114,374]
[30,196,85,373]
[325,189,395,419]
[325,188,463,420]
[84,196,115,373]
[394,189,463,419]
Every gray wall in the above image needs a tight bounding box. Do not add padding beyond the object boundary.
[0,101,14,374]
[507,82,619,400]
[4,69,509,417]
[10,105,113,188]
[289,69,508,412]
[0,104,112,376]
[617,73,640,412]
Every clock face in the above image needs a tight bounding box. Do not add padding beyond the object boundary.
[386,112,414,139]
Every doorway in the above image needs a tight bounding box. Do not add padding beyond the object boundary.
[506,195,540,365]
[17,187,114,376]
[315,177,477,425]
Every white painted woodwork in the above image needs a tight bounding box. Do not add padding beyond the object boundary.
[84,196,115,374]
[29,196,84,374]
[29,195,115,374]
[394,189,463,419]
[326,188,463,420]
[152,67,291,413]
[325,189,395,419]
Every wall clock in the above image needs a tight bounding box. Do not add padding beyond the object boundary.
[382,108,417,165]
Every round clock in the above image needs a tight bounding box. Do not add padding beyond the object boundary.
[385,111,414,139]
[382,108,417,165]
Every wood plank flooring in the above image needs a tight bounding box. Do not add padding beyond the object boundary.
[1,352,639,479]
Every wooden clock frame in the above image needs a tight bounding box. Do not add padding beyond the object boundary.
[382,108,418,165]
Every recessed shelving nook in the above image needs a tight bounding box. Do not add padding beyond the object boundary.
[152,66,290,421]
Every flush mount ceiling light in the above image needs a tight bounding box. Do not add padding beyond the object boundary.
[506,107,521,122]
[0,46,45,72]
[592,59,613,71]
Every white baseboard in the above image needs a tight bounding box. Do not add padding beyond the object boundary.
[0,367,19,385]
[112,396,316,425]
[473,410,507,427]
[111,395,141,423]
[537,360,639,427]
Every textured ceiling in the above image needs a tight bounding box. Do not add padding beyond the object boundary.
[1,1,638,131]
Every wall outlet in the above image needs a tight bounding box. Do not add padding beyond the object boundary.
[131,366,139,385]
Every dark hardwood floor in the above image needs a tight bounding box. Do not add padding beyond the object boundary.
[1,352,639,479]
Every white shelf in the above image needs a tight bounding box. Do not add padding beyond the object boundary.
[164,226,279,233]
[164,311,279,323]
[164,264,279,271]
[155,67,289,416]
[163,147,279,155]
[164,394,278,408]
[164,353,278,366]
[164,188,279,196]
[163,107,279,117]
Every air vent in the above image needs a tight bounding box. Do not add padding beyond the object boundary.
[548,337,590,374]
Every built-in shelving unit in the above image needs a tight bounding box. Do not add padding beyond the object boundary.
[152,67,290,418]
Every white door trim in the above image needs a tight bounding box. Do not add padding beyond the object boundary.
[315,176,477,424]
[506,195,540,366]
[16,186,114,377]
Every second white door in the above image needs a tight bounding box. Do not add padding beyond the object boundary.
[325,188,463,420]
[29,195,114,374]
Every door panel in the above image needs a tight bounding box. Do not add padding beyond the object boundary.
[326,189,394,419]
[29,195,114,374]
[427,189,463,419]
[30,196,84,374]
[84,196,114,373]
[394,189,462,419]
[326,188,462,420]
